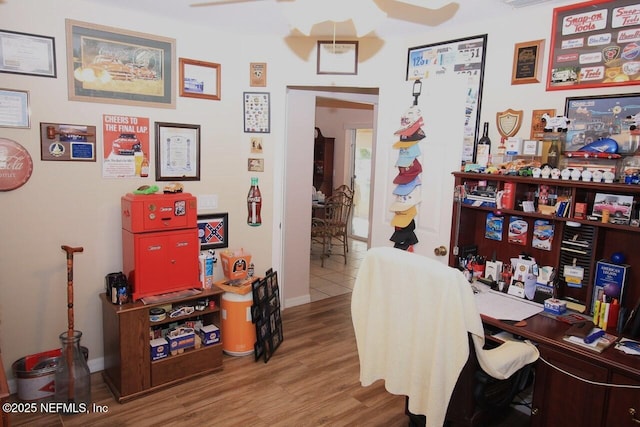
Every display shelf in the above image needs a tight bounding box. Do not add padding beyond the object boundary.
[100,287,224,402]
[451,172,640,316]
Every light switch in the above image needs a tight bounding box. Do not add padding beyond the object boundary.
[198,194,218,210]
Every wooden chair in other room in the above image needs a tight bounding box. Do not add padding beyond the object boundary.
[311,188,354,267]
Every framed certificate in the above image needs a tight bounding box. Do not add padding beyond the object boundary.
[155,122,200,181]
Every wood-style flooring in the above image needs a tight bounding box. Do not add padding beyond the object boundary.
[9,246,530,426]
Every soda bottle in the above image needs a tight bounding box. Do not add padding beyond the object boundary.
[247,177,262,226]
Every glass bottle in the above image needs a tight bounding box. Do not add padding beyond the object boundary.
[247,177,262,226]
[54,330,91,412]
[547,137,560,169]
[476,122,491,167]
[140,156,150,178]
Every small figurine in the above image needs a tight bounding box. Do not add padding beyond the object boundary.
[627,113,640,131]
[541,113,570,132]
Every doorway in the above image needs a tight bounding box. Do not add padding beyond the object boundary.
[281,86,378,308]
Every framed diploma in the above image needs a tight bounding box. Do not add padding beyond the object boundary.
[0,88,30,128]
[154,122,200,181]
[0,30,56,78]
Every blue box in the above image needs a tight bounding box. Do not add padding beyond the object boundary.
[150,338,169,361]
[544,298,567,315]
[166,327,196,352]
[198,324,220,346]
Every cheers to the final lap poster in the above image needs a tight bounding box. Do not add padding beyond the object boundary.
[102,114,150,178]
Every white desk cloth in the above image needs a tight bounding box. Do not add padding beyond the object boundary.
[351,247,539,427]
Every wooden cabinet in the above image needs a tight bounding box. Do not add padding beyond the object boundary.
[605,372,640,427]
[101,288,223,402]
[313,127,334,197]
[531,346,607,427]
[450,172,640,315]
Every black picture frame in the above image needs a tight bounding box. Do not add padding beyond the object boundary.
[155,122,201,181]
[197,213,228,250]
[252,277,268,305]
[406,34,487,163]
[251,269,283,363]
[564,93,640,153]
[0,29,56,78]
[243,92,270,133]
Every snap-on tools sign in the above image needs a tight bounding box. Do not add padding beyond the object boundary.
[547,0,640,90]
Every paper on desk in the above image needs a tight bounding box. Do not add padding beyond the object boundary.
[475,288,544,321]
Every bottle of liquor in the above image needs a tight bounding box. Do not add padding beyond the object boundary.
[547,138,560,169]
[476,122,491,167]
[140,156,150,178]
[247,177,262,226]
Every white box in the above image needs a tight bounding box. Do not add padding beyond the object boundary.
[506,137,523,155]
[523,140,538,155]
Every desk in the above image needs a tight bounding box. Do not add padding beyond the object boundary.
[482,312,640,426]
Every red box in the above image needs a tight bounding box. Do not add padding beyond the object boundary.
[121,193,197,233]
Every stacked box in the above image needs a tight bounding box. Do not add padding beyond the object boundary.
[198,324,220,346]
[166,327,196,352]
[150,338,169,361]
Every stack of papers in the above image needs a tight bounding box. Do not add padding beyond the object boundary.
[615,338,640,356]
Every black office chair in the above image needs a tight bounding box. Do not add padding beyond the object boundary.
[351,247,538,427]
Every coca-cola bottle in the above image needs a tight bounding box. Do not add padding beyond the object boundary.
[247,177,262,226]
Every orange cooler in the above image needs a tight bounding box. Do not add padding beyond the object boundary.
[221,292,256,356]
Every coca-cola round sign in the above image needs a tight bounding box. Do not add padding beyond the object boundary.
[0,138,33,191]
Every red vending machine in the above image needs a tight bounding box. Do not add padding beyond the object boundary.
[121,193,199,300]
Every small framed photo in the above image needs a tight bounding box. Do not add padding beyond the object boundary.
[317,41,358,75]
[179,58,221,100]
[511,40,544,85]
[250,137,263,153]
[197,213,228,250]
[155,122,200,181]
[531,109,556,140]
[592,193,634,225]
[0,30,56,78]
[248,158,264,172]
[250,62,267,87]
[40,122,96,161]
[252,277,268,305]
[243,92,270,133]
[0,89,30,128]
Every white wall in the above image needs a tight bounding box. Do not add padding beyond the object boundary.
[0,0,634,387]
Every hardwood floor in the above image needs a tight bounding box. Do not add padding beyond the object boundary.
[9,243,530,426]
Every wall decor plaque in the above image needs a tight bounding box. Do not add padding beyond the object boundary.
[0,138,34,191]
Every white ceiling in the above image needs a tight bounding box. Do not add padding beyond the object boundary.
[81,0,569,38]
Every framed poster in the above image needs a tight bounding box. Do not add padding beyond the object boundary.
[197,213,228,250]
[0,89,30,128]
[547,0,640,91]
[512,40,544,85]
[155,122,200,181]
[40,122,96,161]
[0,29,56,78]
[65,19,175,108]
[243,92,270,133]
[317,41,358,75]
[179,58,220,100]
[250,62,267,87]
[564,93,640,153]
[406,34,487,163]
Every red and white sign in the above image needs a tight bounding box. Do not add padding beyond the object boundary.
[0,137,33,191]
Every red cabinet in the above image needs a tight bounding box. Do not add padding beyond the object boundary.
[121,193,199,300]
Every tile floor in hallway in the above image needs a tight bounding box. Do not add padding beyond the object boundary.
[309,238,368,302]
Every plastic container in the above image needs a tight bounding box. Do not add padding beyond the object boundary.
[221,292,256,356]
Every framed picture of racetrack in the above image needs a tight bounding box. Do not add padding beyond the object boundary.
[564,93,640,154]
[65,19,176,108]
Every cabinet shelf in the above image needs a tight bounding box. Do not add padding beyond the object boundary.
[451,172,640,316]
[101,287,224,402]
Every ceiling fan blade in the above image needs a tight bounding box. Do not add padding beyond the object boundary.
[191,0,266,7]
[191,0,292,6]
[373,0,460,26]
